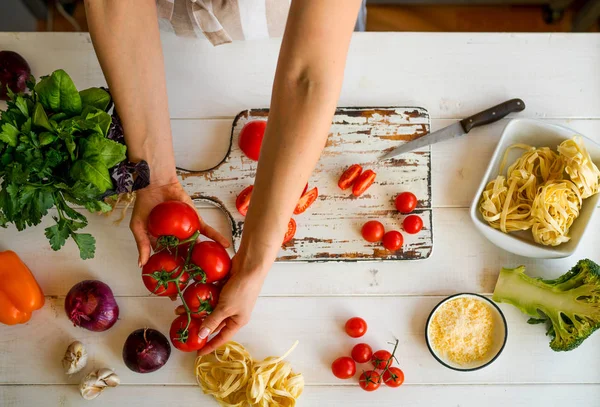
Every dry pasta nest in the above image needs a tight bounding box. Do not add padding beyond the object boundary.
[195,341,304,407]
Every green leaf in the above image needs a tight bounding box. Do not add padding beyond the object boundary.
[33,103,52,131]
[50,112,68,122]
[70,156,112,193]
[58,130,77,161]
[34,69,82,115]
[71,232,96,259]
[26,75,36,91]
[45,219,70,251]
[79,106,112,137]
[0,123,19,147]
[20,117,31,134]
[85,199,112,213]
[39,132,56,146]
[15,96,29,117]
[79,88,111,111]
[83,134,126,168]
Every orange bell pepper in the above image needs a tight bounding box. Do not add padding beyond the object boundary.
[0,251,45,325]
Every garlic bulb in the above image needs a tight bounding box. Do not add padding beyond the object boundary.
[62,341,88,374]
[79,368,120,400]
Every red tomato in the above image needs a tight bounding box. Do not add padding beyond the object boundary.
[147,201,201,241]
[183,282,220,319]
[359,371,381,392]
[351,343,373,363]
[361,220,385,243]
[169,315,207,352]
[345,317,367,338]
[239,120,266,161]
[236,185,253,216]
[331,356,356,379]
[382,231,403,251]
[191,241,231,283]
[403,215,423,234]
[142,252,188,297]
[338,164,362,190]
[371,350,393,370]
[294,187,318,215]
[395,192,418,214]
[301,183,308,197]
[352,170,376,197]
[282,218,296,244]
[382,367,404,387]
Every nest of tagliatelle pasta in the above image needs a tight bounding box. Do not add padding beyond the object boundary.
[195,341,304,407]
[479,136,600,246]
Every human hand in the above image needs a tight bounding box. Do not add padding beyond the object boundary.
[130,179,230,267]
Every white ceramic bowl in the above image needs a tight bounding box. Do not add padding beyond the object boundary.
[425,293,507,372]
[469,119,600,258]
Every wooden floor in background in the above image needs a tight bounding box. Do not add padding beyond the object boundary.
[38,2,598,33]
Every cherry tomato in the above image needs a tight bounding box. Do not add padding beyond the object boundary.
[282,218,296,244]
[359,370,381,392]
[371,350,393,370]
[183,282,220,319]
[331,356,356,379]
[236,185,253,216]
[351,343,373,363]
[345,317,367,338]
[382,367,404,387]
[352,170,376,197]
[403,214,423,234]
[147,201,201,241]
[191,241,231,283]
[382,231,403,251]
[169,315,207,352]
[142,252,188,297]
[361,220,385,243]
[239,120,266,161]
[395,192,418,214]
[294,187,318,215]
[338,164,362,190]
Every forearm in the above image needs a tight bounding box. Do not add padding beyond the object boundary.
[84,0,176,184]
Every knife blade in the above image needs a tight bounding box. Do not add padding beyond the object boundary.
[380,98,526,160]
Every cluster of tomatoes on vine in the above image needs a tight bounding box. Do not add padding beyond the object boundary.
[141,201,232,352]
[332,317,405,391]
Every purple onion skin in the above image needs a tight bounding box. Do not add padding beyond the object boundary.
[123,328,171,373]
[0,51,31,100]
[64,280,119,332]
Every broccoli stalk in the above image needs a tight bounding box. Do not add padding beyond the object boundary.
[492,259,600,351]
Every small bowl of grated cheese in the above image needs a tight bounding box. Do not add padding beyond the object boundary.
[425,293,507,371]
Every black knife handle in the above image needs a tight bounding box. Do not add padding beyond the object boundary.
[460,98,526,133]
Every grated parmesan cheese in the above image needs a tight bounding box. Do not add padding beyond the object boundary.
[429,297,494,366]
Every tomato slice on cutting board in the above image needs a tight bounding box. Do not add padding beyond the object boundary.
[235,185,253,216]
[239,120,266,161]
[338,164,362,190]
[352,170,376,197]
[282,218,296,244]
[294,187,318,215]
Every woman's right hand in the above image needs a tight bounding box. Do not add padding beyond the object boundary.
[130,178,230,267]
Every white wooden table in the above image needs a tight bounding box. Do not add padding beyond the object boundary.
[1,32,599,407]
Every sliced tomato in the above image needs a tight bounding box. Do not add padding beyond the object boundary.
[338,164,362,190]
[294,187,318,215]
[301,183,308,197]
[282,218,296,244]
[235,185,253,216]
[239,120,266,161]
[352,170,376,197]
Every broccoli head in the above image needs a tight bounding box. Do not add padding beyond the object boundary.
[492,259,600,351]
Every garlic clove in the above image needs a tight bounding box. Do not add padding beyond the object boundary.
[62,341,88,375]
[79,368,120,400]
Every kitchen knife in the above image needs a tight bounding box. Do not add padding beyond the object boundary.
[380,98,526,160]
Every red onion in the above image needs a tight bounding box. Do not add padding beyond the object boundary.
[0,51,31,100]
[65,280,119,332]
[122,328,171,373]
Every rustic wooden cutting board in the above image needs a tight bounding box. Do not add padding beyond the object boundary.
[179,107,433,261]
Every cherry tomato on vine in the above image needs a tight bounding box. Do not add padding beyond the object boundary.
[361,220,385,243]
[282,218,296,244]
[294,187,318,215]
[142,252,188,297]
[183,282,220,319]
[169,315,206,352]
[352,170,376,197]
[371,350,393,370]
[359,370,381,392]
[395,192,418,214]
[351,343,373,363]
[236,185,253,216]
[191,241,231,283]
[382,367,405,387]
[345,317,367,338]
[382,231,403,251]
[239,120,266,161]
[338,164,362,190]
[331,356,356,379]
[403,215,423,234]
[147,201,201,241]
